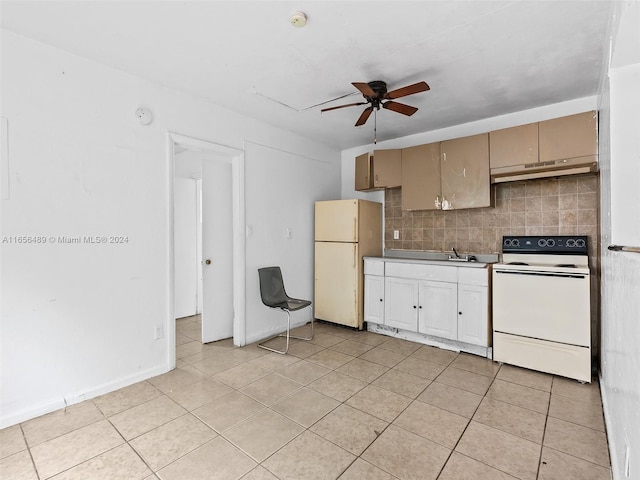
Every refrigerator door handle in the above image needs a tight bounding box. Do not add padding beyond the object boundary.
[353,244,357,268]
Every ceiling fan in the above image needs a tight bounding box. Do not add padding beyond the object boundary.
[321,80,430,126]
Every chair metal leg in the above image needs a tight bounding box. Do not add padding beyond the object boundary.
[257,307,314,355]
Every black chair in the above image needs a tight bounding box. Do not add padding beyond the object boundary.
[257,266,313,354]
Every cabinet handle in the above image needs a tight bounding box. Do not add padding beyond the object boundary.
[458,311,462,315]
[379,298,383,302]
[419,306,423,309]
[413,305,417,309]
[375,174,379,184]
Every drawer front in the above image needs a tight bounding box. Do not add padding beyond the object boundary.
[458,267,489,286]
[493,332,591,383]
[385,262,457,282]
[364,259,385,276]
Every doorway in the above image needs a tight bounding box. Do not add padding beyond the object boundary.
[168,133,245,367]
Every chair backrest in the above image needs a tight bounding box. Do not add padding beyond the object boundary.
[258,266,288,307]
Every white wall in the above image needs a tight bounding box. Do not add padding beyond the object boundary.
[598,2,640,479]
[244,142,340,343]
[174,178,199,319]
[0,30,341,427]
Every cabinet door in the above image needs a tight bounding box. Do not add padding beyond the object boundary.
[418,281,458,340]
[355,153,373,191]
[401,143,441,211]
[489,123,538,169]
[384,277,419,331]
[539,111,597,162]
[440,134,491,210]
[364,275,385,324]
[372,149,402,188]
[457,284,489,346]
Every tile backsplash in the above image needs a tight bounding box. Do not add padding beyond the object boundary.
[385,174,599,261]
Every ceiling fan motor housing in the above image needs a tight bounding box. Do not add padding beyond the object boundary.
[366,80,387,109]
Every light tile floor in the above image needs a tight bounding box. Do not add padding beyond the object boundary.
[1,315,612,480]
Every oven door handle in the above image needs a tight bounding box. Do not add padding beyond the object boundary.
[494,270,588,279]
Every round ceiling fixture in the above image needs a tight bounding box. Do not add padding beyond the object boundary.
[135,107,153,125]
[290,11,307,28]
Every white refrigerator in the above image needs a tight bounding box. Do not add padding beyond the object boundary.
[314,199,382,329]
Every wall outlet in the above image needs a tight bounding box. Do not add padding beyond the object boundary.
[154,325,163,340]
[393,230,400,240]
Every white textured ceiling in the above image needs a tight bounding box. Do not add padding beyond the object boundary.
[0,1,614,149]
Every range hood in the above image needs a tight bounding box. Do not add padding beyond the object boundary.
[490,155,598,183]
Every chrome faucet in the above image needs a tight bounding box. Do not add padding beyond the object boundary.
[451,247,461,259]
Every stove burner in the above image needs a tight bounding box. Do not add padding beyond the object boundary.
[555,264,577,268]
[508,262,529,265]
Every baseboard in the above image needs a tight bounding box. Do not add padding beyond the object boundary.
[0,363,171,429]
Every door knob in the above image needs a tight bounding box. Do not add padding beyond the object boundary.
[205,259,211,265]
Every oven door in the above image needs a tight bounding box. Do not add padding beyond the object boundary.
[492,267,590,346]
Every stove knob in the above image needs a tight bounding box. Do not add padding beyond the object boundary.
[567,239,576,247]
[512,239,519,247]
[576,239,586,248]
[504,239,512,247]
[547,239,555,247]
[538,239,547,247]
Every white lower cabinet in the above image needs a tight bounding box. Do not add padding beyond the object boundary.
[384,277,419,331]
[418,280,458,340]
[457,283,489,345]
[364,274,385,324]
[364,258,491,349]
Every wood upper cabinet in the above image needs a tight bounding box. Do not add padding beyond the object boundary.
[355,153,373,191]
[401,143,441,210]
[489,122,539,169]
[539,111,597,162]
[440,133,491,210]
[372,149,402,188]
[354,149,402,191]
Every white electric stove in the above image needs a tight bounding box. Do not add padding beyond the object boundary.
[492,235,591,382]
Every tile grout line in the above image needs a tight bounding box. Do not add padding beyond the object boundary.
[20,422,42,480]
[433,357,502,479]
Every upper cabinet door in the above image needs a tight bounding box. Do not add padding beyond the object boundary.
[372,149,402,188]
[401,143,441,211]
[539,111,597,162]
[355,153,373,191]
[315,199,358,242]
[440,133,491,210]
[489,122,539,169]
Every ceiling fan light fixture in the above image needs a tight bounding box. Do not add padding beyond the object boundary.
[290,11,307,28]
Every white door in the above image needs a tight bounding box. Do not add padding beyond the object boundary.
[418,280,458,340]
[201,156,234,343]
[384,277,419,331]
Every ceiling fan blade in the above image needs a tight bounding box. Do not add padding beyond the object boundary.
[321,102,367,113]
[355,107,374,126]
[385,81,430,99]
[352,82,377,97]
[383,101,418,116]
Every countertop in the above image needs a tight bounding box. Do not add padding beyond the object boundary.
[365,250,499,268]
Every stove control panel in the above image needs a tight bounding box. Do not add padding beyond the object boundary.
[502,236,588,255]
